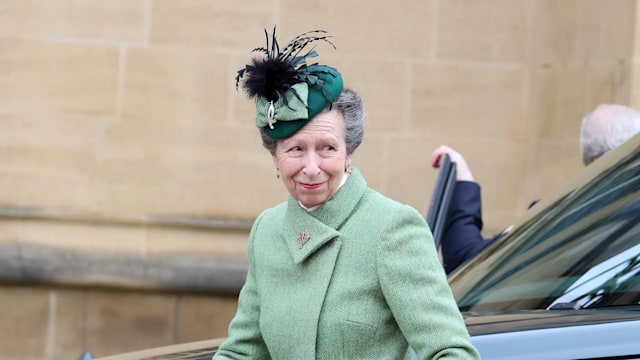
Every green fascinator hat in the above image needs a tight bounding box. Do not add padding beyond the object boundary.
[235,27,344,139]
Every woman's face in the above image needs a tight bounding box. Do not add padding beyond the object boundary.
[273,108,351,208]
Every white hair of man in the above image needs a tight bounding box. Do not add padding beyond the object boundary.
[579,104,640,165]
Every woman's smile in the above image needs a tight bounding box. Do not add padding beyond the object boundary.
[299,182,324,190]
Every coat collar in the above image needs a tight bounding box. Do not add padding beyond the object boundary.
[283,167,367,264]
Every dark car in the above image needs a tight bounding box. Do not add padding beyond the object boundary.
[448,131,640,358]
[93,133,640,360]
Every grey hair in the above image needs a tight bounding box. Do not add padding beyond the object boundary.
[259,88,366,155]
[579,104,640,165]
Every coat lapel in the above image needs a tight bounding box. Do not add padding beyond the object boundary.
[283,168,368,264]
[284,209,340,264]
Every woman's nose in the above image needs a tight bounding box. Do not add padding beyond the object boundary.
[303,152,321,175]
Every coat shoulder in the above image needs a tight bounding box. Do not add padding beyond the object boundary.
[362,188,426,223]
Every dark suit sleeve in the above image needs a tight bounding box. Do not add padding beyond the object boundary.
[441,181,493,274]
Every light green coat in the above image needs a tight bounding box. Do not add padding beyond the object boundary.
[214,168,480,359]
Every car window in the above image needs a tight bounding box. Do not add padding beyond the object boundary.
[450,148,640,313]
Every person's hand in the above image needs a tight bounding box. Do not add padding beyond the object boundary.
[431,145,474,181]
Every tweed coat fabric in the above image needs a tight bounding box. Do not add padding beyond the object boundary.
[214,168,480,359]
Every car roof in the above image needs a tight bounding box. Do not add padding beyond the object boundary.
[465,309,640,335]
[468,310,640,360]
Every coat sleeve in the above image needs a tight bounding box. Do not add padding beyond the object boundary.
[213,213,271,360]
[376,204,480,360]
[441,181,492,274]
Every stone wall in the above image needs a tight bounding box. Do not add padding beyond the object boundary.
[0,285,237,359]
[0,0,638,359]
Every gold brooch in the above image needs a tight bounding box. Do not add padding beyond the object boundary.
[297,229,310,248]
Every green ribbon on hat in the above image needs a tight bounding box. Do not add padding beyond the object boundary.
[259,67,344,139]
[256,83,309,128]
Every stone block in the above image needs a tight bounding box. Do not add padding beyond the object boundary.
[150,0,272,49]
[437,0,528,62]
[281,0,435,59]
[350,135,387,193]
[525,138,583,202]
[0,0,148,42]
[0,39,119,115]
[336,57,411,134]
[0,286,49,358]
[529,0,581,65]
[96,120,279,217]
[17,219,146,255]
[85,291,176,356]
[577,0,635,61]
[50,289,86,360]
[588,61,632,106]
[528,66,588,141]
[176,294,238,342]
[384,135,446,215]
[409,63,525,140]
[145,226,249,259]
[121,47,229,123]
[0,113,112,210]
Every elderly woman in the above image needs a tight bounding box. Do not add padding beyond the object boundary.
[213,28,479,360]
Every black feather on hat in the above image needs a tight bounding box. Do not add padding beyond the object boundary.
[235,27,344,139]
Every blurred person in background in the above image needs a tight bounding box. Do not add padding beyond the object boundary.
[432,103,640,275]
[213,28,479,360]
